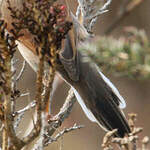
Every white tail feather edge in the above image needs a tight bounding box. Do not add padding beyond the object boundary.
[95,65,126,109]
[72,87,108,131]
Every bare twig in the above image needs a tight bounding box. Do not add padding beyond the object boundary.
[14,112,24,132]
[44,89,76,146]
[88,0,112,31]
[102,129,117,148]
[128,113,137,132]
[16,60,26,81]
[76,0,112,32]
[14,101,36,116]
[11,59,26,114]
[54,89,76,122]
[101,113,149,150]
[20,92,30,97]
[45,124,84,145]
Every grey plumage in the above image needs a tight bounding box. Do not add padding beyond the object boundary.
[58,34,131,137]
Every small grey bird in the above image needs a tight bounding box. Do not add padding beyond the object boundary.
[57,12,131,137]
[1,0,131,137]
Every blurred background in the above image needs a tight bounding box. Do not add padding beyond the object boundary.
[15,0,150,150]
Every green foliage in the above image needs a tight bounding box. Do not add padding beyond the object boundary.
[80,27,150,80]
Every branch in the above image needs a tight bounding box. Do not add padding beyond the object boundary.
[16,60,26,81]
[14,113,24,133]
[76,0,112,32]
[14,101,36,116]
[54,89,76,122]
[101,114,148,150]
[44,88,76,147]
[45,124,84,145]
[22,52,44,145]
[1,0,74,149]
[0,20,24,150]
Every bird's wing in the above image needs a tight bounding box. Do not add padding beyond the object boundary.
[72,59,130,137]
[72,86,109,132]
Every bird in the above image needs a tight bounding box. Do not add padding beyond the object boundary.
[1,0,131,137]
